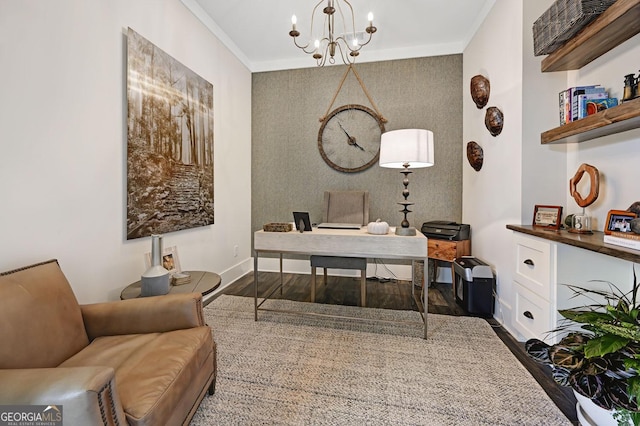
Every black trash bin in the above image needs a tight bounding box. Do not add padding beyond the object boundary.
[452,256,495,317]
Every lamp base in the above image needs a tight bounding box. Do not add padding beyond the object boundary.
[395,226,417,236]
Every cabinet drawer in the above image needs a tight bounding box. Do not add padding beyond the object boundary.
[514,234,552,299]
[428,239,470,262]
[513,282,553,342]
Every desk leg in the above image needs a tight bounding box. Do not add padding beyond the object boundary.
[254,252,259,321]
[423,257,428,339]
[311,266,316,303]
[279,253,283,295]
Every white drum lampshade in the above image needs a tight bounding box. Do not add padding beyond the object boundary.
[379,129,435,236]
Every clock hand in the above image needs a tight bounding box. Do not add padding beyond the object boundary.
[351,140,365,151]
[337,121,352,138]
[338,121,365,151]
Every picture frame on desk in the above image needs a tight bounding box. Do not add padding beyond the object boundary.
[533,205,562,230]
[604,210,637,235]
[292,211,312,232]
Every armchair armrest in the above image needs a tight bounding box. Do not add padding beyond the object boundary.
[0,367,126,425]
[81,292,205,340]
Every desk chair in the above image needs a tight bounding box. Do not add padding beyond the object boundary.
[311,191,369,306]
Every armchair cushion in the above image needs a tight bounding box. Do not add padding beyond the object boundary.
[59,327,214,426]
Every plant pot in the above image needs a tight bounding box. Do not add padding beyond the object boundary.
[574,391,622,426]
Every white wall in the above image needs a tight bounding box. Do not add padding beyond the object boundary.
[464,0,640,338]
[563,37,640,229]
[0,0,252,303]
[462,0,524,333]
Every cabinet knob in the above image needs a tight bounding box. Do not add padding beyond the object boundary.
[523,311,534,319]
[523,259,535,266]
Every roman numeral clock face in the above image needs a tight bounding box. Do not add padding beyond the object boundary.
[318,104,385,173]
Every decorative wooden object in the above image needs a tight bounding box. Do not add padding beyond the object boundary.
[470,75,490,109]
[263,223,293,232]
[485,107,504,136]
[466,141,484,171]
[569,163,599,207]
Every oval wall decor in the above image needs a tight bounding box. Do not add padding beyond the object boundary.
[569,163,599,208]
[485,106,504,136]
[466,141,484,171]
[470,75,490,109]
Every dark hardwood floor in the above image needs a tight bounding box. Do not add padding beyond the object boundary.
[223,271,578,425]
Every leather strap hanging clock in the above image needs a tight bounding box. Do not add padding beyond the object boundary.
[318,104,385,173]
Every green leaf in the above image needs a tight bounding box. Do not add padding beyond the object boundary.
[583,335,629,358]
[628,376,640,402]
[559,310,611,324]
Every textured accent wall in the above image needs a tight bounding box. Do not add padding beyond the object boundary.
[252,55,462,235]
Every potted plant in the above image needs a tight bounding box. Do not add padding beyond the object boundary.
[526,272,640,425]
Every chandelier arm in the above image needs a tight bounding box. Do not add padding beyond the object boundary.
[332,40,354,65]
[309,0,324,39]
[291,38,312,51]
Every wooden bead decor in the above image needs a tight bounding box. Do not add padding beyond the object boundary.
[569,163,599,208]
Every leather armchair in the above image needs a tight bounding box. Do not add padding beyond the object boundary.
[0,259,216,426]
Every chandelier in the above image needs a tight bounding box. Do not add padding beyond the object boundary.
[289,0,377,66]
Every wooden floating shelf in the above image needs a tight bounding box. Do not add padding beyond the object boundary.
[541,0,640,72]
[541,97,640,144]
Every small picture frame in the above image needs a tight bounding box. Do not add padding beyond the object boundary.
[533,205,563,230]
[292,211,312,231]
[145,245,181,274]
[604,210,637,235]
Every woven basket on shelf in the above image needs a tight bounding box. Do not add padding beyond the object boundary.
[533,0,616,56]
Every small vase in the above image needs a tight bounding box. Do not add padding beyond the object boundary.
[140,234,170,297]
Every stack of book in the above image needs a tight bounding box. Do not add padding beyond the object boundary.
[603,231,640,251]
[558,85,618,125]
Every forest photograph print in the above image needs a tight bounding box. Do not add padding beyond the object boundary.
[126,28,214,240]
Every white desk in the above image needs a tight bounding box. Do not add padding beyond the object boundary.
[253,228,429,338]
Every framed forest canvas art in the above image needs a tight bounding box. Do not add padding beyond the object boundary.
[126,28,214,240]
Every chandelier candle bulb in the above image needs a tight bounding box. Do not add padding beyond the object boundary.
[291,15,297,30]
[368,12,373,26]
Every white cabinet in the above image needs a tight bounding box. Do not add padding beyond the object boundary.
[509,225,638,344]
[512,233,557,342]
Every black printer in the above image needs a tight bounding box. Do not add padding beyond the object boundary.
[421,221,470,241]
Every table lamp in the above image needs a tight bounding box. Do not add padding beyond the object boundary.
[379,129,434,236]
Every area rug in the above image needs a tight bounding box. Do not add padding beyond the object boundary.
[191,295,570,425]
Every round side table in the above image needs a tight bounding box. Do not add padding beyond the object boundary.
[121,271,221,307]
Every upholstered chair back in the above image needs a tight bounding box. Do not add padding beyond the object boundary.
[323,190,370,225]
[0,260,89,369]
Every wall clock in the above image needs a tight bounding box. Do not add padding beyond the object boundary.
[318,104,385,173]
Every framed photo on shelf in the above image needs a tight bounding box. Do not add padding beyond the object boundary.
[533,205,563,230]
[604,210,637,235]
[145,245,181,274]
